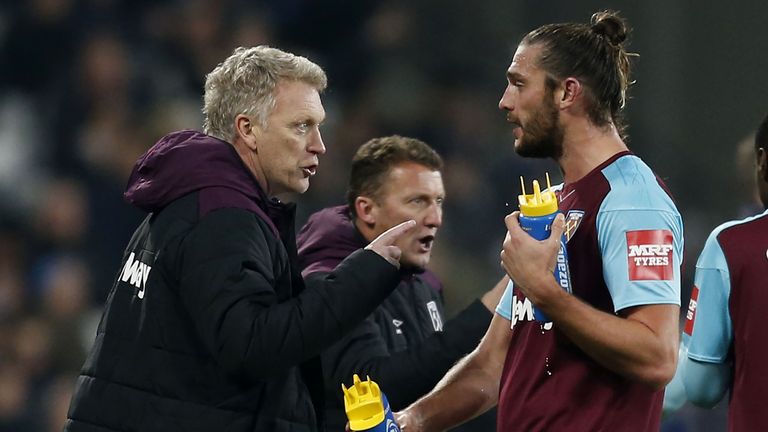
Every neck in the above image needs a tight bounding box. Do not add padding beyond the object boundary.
[353,217,376,243]
[232,138,271,196]
[557,117,628,183]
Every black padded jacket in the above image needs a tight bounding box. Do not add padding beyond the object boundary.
[65,131,401,432]
[297,205,495,431]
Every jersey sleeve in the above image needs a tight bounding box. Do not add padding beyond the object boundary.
[684,229,732,363]
[495,279,515,320]
[596,207,683,312]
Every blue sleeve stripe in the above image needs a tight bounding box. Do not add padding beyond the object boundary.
[615,299,681,309]
[687,351,728,364]
[707,209,768,241]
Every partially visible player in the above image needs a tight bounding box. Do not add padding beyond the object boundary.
[396,11,682,432]
[664,113,768,431]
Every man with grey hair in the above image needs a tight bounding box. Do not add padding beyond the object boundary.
[65,46,413,432]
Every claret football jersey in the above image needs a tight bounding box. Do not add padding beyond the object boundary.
[684,209,768,432]
[496,151,683,431]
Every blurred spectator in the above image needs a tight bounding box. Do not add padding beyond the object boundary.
[0,95,47,217]
[0,0,79,96]
[38,254,91,371]
[33,179,88,250]
[0,225,26,320]
[0,359,32,431]
[43,375,75,432]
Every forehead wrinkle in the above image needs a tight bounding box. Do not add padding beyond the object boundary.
[272,92,325,127]
[377,164,440,197]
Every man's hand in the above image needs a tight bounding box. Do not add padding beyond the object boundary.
[346,410,419,432]
[365,220,416,268]
[500,212,565,305]
[394,409,421,432]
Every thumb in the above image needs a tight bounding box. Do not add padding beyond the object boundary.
[550,213,566,242]
[388,245,402,263]
[504,211,522,233]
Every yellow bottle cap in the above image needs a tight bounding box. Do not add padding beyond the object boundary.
[518,173,558,216]
[342,374,386,430]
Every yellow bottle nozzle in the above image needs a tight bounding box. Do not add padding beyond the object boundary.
[342,374,387,431]
[518,176,527,207]
[532,180,542,205]
[518,173,558,216]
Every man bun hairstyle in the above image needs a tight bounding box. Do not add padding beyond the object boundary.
[523,10,635,136]
[347,136,443,218]
[591,11,628,45]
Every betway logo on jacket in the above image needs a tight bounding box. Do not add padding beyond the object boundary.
[121,252,152,299]
[626,230,674,281]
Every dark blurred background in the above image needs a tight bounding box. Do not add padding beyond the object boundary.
[1,0,765,430]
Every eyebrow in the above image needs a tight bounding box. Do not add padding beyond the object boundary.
[292,111,325,124]
[506,71,525,82]
[405,191,446,201]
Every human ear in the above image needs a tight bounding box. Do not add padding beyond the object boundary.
[758,147,767,181]
[354,196,378,225]
[560,78,582,107]
[235,114,261,151]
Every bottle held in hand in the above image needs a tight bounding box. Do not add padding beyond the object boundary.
[342,374,400,432]
[518,174,572,322]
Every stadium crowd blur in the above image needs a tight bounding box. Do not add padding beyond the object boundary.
[0,0,763,430]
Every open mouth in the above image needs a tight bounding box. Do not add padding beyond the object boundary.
[509,123,523,139]
[418,234,435,251]
[301,165,317,177]
[506,116,523,137]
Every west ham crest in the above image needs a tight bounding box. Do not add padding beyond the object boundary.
[564,210,585,243]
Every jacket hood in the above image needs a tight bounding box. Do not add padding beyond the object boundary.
[297,205,367,277]
[124,130,267,213]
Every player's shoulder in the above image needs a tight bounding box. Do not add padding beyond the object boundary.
[695,211,767,270]
[599,154,677,214]
[707,209,768,249]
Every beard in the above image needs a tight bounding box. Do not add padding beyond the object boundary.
[514,91,564,159]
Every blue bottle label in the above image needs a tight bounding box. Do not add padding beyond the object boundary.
[518,213,572,322]
[360,393,401,432]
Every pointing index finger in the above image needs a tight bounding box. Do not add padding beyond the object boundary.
[378,219,416,244]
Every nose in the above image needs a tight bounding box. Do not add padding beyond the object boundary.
[424,203,443,229]
[499,84,514,112]
[308,128,326,155]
